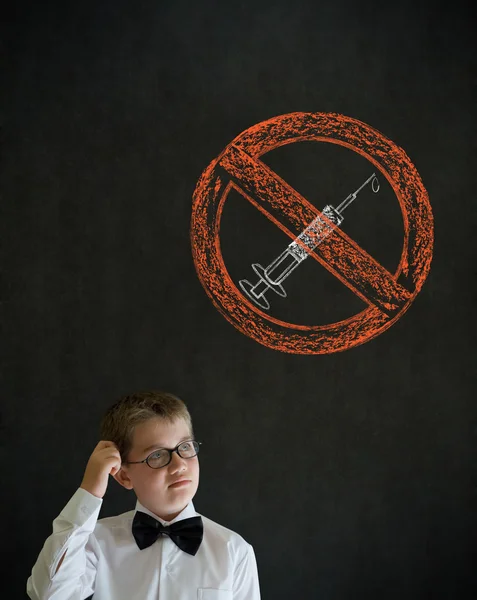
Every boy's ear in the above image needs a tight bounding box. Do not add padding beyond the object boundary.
[112,466,134,490]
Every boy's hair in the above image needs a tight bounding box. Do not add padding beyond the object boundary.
[99,390,194,462]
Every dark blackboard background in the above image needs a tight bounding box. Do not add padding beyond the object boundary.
[2,0,477,598]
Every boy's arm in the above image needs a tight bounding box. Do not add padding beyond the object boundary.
[26,487,102,600]
[27,440,121,600]
[233,543,261,600]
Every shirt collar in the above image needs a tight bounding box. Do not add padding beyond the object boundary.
[134,498,197,526]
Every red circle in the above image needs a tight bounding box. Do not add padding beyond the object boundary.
[191,112,433,354]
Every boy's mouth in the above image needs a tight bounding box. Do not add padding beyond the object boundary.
[168,479,191,488]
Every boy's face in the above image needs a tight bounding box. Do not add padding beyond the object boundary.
[114,416,200,521]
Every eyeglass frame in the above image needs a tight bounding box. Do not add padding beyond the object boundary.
[123,440,202,469]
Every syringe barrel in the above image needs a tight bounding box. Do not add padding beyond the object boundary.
[288,205,343,260]
[266,250,302,285]
[323,205,344,227]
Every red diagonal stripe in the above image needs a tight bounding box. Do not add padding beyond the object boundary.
[219,144,411,314]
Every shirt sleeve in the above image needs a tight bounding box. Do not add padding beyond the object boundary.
[232,543,261,600]
[26,487,103,600]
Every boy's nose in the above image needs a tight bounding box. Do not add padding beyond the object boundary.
[169,451,187,472]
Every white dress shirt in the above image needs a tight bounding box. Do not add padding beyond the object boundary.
[27,487,261,600]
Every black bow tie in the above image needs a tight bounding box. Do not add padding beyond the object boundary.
[132,511,203,556]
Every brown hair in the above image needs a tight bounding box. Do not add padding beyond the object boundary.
[99,390,194,462]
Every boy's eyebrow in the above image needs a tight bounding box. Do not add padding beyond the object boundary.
[142,436,192,454]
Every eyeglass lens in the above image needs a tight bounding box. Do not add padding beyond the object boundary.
[147,440,199,468]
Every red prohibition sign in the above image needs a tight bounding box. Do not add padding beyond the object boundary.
[190,112,434,354]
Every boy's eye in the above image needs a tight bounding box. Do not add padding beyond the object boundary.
[150,450,165,459]
[179,442,192,451]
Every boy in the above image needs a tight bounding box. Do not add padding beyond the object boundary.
[27,391,261,599]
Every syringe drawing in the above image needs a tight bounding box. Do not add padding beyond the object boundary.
[239,173,380,311]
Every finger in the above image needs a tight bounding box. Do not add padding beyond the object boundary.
[97,440,117,449]
[98,447,121,458]
[93,441,111,452]
[101,452,122,464]
[109,461,122,475]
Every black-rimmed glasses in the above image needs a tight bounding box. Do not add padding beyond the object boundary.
[124,440,201,469]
